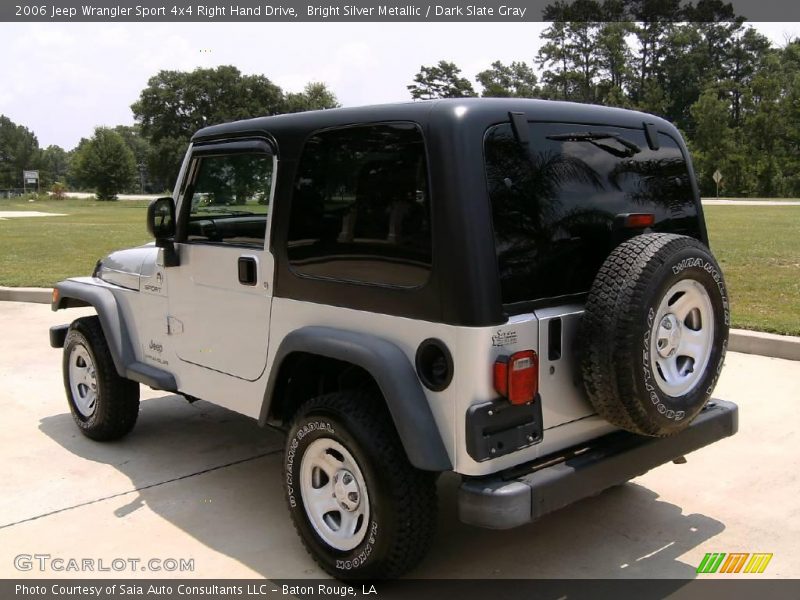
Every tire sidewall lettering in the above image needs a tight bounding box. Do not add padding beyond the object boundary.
[285,421,335,509]
[671,256,730,327]
[640,248,728,427]
[284,416,381,574]
[335,521,379,571]
[65,333,101,426]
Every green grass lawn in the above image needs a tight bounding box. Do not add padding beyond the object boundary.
[704,205,800,336]
[1,198,798,336]
[0,198,151,288]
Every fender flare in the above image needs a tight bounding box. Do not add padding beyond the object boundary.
[53,280,176,392]
[261,326,452,472]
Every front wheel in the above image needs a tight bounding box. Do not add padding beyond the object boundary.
[63,316,140,440]
[284,391,438,579]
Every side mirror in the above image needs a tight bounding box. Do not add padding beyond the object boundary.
[147,197,179,267]
[147,197,175,239]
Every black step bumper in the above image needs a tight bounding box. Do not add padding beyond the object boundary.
[458,400,738,529]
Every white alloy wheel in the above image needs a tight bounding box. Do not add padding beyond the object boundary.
[68,344,98,417]
[650,279,715,397]
[299,437,370,551]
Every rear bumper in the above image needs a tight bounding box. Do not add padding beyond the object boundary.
[458,399,738,529]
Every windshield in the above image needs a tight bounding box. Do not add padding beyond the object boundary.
[484,122,701,306]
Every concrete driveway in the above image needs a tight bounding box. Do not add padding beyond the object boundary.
[0,301,798,580]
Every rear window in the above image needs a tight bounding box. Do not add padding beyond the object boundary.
[484,122,700,305]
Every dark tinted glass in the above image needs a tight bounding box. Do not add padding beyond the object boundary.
[485,122,700,305]
[288,124,431,288]
[185,153,272,248]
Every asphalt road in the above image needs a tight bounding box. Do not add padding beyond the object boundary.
[1,301,798,580]
[701,199,800,206]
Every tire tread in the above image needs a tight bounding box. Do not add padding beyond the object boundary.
[64,316,140,440]
[287,390,437,579]
[579,233,719,436]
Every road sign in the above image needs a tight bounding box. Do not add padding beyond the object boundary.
[712,169,723,199]
[22,170,39,193]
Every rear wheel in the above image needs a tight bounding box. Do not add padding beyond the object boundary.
[63,316,140,440]
[283,391,437,579]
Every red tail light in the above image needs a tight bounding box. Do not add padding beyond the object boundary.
[494,350,538,405]
[624,213,655,228]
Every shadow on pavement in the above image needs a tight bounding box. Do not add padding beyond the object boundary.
[39,394,725,579]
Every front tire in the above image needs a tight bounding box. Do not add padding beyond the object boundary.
[284,391,437,579]
[62,316,140,440]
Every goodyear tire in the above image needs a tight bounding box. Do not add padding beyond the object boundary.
[579,233,729,436]
[63,316,140,440]
[283,391,437,579]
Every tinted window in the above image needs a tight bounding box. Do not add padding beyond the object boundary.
[185,153,272,248]
[288,124,431,288]
[485,122,700,305]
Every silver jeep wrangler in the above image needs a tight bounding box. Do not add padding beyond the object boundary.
[50,99,737,579]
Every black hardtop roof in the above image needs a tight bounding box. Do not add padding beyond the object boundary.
[191,98,676,142]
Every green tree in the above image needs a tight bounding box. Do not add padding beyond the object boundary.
[407,61,476,99]
[778,41,800,195]
[741,53,785,196]
[131,66,285,188]
[113,125,152,193]
[689,86,736,195]
[595,17,636,105]
[564,1,604,103]
[285,82,340,113]
[539,0,636,104]
[39,145,69,189]
[627,1,682,107]
[537,19,575,100]
[476,61,540,97]
[721,27,773,128]
[72,127,137,200]
[0,115,40,189]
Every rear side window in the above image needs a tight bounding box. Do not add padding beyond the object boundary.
[287,123,431,288]
[485,122,700,305]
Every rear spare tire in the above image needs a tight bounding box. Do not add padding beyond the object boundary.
[579,233,729,436]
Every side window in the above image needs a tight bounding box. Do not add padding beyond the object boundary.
[184,152,273,248]
[287,123,431,288]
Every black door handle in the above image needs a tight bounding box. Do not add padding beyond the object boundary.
[238,256,257,286]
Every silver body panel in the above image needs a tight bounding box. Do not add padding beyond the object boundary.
[82,142,616,477]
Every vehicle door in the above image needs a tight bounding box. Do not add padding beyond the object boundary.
[167,139,276,382]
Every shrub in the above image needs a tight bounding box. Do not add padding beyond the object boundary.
[51,182,66,200]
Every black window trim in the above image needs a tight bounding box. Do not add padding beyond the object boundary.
[286,120,436,292]
[175,137,276,251]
